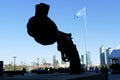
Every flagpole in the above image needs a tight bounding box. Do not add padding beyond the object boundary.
[83,8,88,66]
[75,8,88,66]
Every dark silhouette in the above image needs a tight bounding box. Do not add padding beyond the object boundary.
[22,67,26,73]
[100,66,108,80]
[27,3,58,45]
[57,31,81,74]
[27,3,81,74]
[110,64,120,74]
[4,70,24,77]
[0,61,3,77]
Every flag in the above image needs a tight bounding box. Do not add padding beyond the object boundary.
[74,8,86,18]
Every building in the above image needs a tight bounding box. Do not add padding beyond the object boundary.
[53,55,59,69]
[100,45,106,66]
[86,51,92,66]
[109,49,120,65]
[106,48,113,66]
[81,54,84,64]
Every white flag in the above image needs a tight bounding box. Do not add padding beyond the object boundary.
[74,8,86,18]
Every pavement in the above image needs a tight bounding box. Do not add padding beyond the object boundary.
[108,74,120,80]
[0,72,119,80]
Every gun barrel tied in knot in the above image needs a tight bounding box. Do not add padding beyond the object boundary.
[27,3,81,74]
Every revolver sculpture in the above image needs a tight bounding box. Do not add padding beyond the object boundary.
[27,3,81,74]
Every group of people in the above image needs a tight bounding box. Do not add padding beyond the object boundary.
[85,66,109,74]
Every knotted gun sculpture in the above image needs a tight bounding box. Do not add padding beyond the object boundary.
[27,3,81,74]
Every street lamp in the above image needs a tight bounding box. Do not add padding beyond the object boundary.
[37,58,40,68]
[13,56,16,71]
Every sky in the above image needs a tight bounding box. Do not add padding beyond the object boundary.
[0,0,120,66]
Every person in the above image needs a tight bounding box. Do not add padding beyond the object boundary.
[22,67,26,73]
[95,66,99,73]
[104,66,108,80]
[101,66,108,80]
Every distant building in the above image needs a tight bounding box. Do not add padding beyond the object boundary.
[86,51,92,66]
[81,54,84,64]
[53,55,59,69]
[100,45,106,66]
[106,48,113,66]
